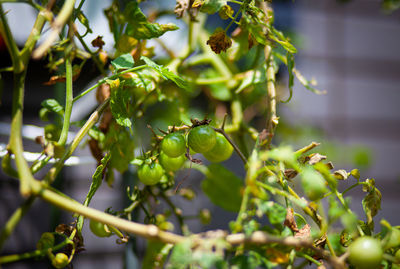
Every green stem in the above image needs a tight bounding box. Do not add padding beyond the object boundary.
[0,4,22,72]
[9,71,36,196]
[0,232,72,264]
[265,49,277,147]
[0,196,36,251]
[31,156,52,174]
[224,2,242,32]
[72,65,147,102]
[75,33,106,75]
[46,98,110,183]
[58,57,73,146]
[255,181,306,209]
[334,190,364,236]
[160,192,188,235]
[296,252,322,266]
[27,181,185,244]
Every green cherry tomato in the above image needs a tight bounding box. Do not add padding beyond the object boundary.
[138,163,164,185]
[89,219,112,237]
[348,236,383,269]
[188,125,216,153]
[51,253,69,269]
[159,151,186,172]
[203,133,233,162]
[161,133,186,158]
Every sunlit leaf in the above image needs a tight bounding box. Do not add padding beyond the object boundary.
[111,53,134,71]
[141,56,188,89]
[124,2,179,40]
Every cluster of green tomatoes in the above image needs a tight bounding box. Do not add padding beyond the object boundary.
[137,124,233,186]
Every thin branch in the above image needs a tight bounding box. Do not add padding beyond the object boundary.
[32,0,76,59]
[212,127,247,164]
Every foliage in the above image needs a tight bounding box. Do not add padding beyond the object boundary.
[0,0,399,268]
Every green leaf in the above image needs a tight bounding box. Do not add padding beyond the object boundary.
[169,240,193,268]
[362,188,382,225]
[141,56,189,89]
[106,126,135,173]
[293,68,327,95]
[41,99,64,116]
[124,2,179,40]
[259,202,287,225]
[199,0,227,14]
[110,83,133,129]
[111,53,134,71]
[300,167,328,201]
[203,69,231,101]
[201,164,243,212]
[269,27,297,54]
[142,241,172,269]
[76,153,111,232]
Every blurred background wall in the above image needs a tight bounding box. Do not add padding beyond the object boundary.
[0,0,399,268]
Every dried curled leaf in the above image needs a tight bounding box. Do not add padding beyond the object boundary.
[306,153,326,165]
[294,224,311,239]
[284,208,299,232]
[91,35,105,50]
[206,28,232,54]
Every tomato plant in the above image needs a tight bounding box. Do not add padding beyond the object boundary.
[0,0,398,268]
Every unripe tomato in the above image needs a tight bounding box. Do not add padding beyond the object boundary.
[159,151,186,172]
[138,163,164,185]
[203,133,233,162]
[51,253,69,269]
[161,133,186,158]
[188,125,216,153]
[348,236,383,269]
[89,219,112,238]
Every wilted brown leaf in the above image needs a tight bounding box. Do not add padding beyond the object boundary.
[206,28,232,54]
[295,224,311,239]
[306,153,326,165]
[284,208,299,232]
[91,35,105,50]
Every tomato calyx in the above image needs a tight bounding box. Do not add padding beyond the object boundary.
[190,118,212,127]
